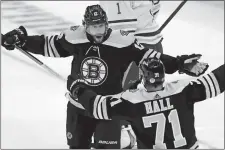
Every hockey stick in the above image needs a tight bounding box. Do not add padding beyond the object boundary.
[159,0,187,32]
[1,34,66,82]
[16,46,66,82]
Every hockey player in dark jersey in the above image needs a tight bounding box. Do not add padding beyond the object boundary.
[70,58,224,149]
[2,4,209,149]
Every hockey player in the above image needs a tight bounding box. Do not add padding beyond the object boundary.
[70,58,224,149]
[100,1,162,51]
[100,1,163,89]
[2,4,209,149]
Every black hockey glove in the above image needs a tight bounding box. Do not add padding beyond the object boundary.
[69,79,89,99]
[177,54,209,77]
[1,26,27,50]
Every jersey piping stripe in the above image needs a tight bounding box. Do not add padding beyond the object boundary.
[44,36,48,56]
[135,34,163,45]
[205,74,216,97]
[44,35,61,57]
[50,36,60,57]
[197,78,210,99]
[134,25,160,34]
[108,19,137,23]
[101,99,110,120]
[189,141,199,149]
[45,36,50,57]
[48,36,55,57]
[109,25,137,32]
[207,74,217,96]
[97,96,105,119]
[110,99,122,107]
[203,76,212,98]
[209,72,221,95]
[93,95,101,119]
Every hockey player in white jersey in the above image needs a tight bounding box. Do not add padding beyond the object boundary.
[100,1,163,90]
[100,1,162,50]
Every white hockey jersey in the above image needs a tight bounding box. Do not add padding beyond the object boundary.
[100,1,163,45]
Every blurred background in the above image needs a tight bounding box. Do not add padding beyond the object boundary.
[1,1,224,149]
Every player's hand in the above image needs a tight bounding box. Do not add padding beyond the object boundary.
[177,54,209,77]
[1,26,27,50]
[69,79,89,98]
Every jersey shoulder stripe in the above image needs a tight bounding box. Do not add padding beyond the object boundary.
[197,72,221,99]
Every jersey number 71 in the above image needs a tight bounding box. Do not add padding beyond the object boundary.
[142,109,187,148]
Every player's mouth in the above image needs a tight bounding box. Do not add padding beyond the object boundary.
[95,35,103,38]
[94,35,104,43]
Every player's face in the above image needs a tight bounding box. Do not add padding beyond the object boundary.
[87,23,107,43]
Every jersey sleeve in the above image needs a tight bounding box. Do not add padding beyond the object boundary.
[78,89,137,120]
[124,39,179,74]
[23,31,77,58]
[185,64,224,103]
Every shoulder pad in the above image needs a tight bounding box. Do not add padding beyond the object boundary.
[121,79,191,104]
[62,26,89,44]
[121,89,147,104]
[162,79,190,96]
[103,29,135,48]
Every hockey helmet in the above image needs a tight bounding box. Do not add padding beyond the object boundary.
[140,57,165,85]
[83,4,108,26]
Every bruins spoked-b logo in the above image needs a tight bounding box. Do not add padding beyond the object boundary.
[80,57,108,86]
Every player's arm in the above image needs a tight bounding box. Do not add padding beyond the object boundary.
[69,79,137,120]
[80,93,136,120]
[1,26,75,57]
[185,64,224,103]
[125,39,209,76]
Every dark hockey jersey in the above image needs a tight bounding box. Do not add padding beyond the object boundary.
[77,64,224,148]
[23,25,179,111]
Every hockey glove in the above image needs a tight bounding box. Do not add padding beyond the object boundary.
[69,79,89,99]
[177,54,209,77]
[2,26,27,50]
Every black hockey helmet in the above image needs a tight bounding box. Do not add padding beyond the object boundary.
[140,57,165,85]
[83,4,108,26]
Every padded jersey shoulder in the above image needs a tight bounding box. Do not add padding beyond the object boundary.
[120,80,191,104]
[62,27,135,47]
[62,26,89,44]
[103,29,135,48]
